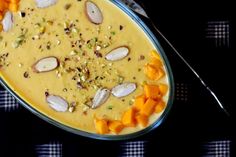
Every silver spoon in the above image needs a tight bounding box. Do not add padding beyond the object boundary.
[120,0,230,116]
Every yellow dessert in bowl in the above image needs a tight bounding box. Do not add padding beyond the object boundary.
[0,0,174,140]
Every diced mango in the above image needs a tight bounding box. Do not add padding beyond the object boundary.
[94,118,109,134]
[133,94,146,111]
[135,114,148,127]
[158,83,168,96]
[150,50,161,60]
[0,2,9,12]
[9,3,18,12]
[140,98,157,116]
[144,64,158,80]
[155,67,165,80]
[144,84,161,100]
[108,120,124,134]
[9,0,20,3]
[122,108,136,127]
[155,100,166,113]
[0,13,3,20]
[149,58,162,69]
[144,64,165,81]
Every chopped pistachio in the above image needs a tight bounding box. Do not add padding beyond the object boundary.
[56,71,62,77]
[117,75,124,84]
[47,20,53,25]
[56,40,61,45]
[102,43,110,48]
[70,50,77,56]
[129,99,134,105]
[64,3,72,10]
[38,26,46,34]
[107,105,113,110]
[92,85,98,89]
[46,41,51,50]
[63,22,69,28]
[5,62,10,66]
[33,35,40,40]
[96,27,101,33]
[60,62,65,68]
[104,71,110,76]
[83,105,90,112]
[18,63,23,67]
[95,45,101,51]
[87,43,92,49]
[12,35,25,48]
[141,81,147,86]
[72,28,80,33]
[69,105,75,112]
[81,75,86,82]
[34,23,41,28]
[110,31,116,35]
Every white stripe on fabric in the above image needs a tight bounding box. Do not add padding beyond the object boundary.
[176,82,188,102]
[120,141,146,157]
[202,140,230,157]
[0,90,19,112]
[206,21,230,47]
[35,141,62,157]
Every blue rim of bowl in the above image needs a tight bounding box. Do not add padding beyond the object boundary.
[0,0,174,140]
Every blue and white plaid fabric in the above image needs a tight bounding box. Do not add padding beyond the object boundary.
[0,90,19,112]
[35,141,63,157]
[120,141,146,157]
[202,140,231,157]
[206,21,230,47]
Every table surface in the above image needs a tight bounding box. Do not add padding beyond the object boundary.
[0,0,234,156]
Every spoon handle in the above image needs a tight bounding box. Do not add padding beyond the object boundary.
[150,23,230,116]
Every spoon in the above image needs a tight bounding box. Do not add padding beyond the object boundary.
[119,0,230,116]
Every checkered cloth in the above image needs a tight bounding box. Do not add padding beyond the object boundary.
[35,141,62,157]
[0,90,19,112]
[206,21,230,47]
[202,140,231,157]
[120,141,146,157]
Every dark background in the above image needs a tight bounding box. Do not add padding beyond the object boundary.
[1,0,234,156]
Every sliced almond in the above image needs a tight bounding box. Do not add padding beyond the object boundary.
[105,46,129,61]
[46,95,68,112]
[85,1,103,24]
[35,0,57,8]
[92,88,110,109]
[2,11,13,32]
[32,56,59,73]
[111,83,136,98]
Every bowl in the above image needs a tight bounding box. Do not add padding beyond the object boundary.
[0,0,174,140]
